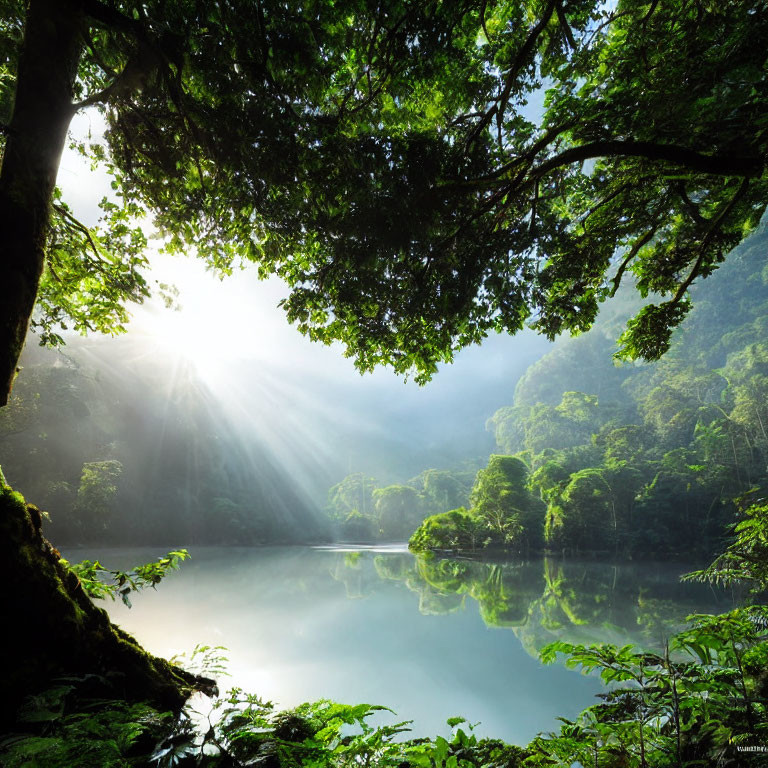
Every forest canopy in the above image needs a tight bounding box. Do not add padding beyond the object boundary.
[1,0,767,404]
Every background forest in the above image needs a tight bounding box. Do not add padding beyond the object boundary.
[330,223,768,557]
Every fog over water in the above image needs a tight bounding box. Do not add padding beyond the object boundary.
[112,256,551,490]
[6,109,755,753]
[16,270,550,535]
[4,111,561,553]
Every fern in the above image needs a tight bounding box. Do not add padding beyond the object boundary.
[61,550,190,607]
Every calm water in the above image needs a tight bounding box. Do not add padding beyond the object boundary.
[68,546,736,745]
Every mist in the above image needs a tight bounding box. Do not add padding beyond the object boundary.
[1,269,550,544]
[3,5,767,765]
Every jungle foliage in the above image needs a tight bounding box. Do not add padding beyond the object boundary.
[409,455,544,553]
[0,682,529,768]
[2,0,768,763]
[64,548,189,608]
[413,223,768,558]
[325,467,475,541]
[332,224,768,558]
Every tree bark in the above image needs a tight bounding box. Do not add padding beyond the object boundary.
[532,140,764,180]
[0,0,83,406]
[0,482,207,722]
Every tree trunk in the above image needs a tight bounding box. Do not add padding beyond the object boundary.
[0,481,211,722]
[0,0,83,406]
[0,2,209,719]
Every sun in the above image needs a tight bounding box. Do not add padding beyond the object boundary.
[130,257,293,386]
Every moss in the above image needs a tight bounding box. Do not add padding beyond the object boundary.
[0,482,209,722]
[2,485,28,513]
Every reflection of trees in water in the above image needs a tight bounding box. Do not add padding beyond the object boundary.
[376,555,542,624]
[326,550,733,657]
[513,560,634,657]
[374,553,465,614]
[372,554,734,657]
[462,561,542,628]
[328,551,375,599]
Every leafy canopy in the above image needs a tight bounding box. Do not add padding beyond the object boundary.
[3,0,767,380]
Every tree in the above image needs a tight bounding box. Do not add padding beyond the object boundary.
[492,391,610,457]
[486,405,528,455]
[73,458,123,540]
[372,484,422,539]
[410,468,471,515]
[326,473,377,522]
[2,1,768,403]
[513,328,635,409]
[409,506,487,553]
[470,454,543,550]
[543,461,640,553]
[686,500,768,593]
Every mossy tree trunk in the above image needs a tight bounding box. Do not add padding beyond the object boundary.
[0,2,207,718]
[0,481,205,722]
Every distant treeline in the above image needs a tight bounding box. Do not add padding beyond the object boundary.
[324,467,477,541]
[360,225,768,558]
[7,224,766,554]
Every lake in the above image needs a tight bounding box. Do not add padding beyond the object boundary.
[66,545,736,746]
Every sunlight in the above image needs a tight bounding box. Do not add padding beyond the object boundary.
[137,298,244,385]
[130,257,293,386]
[58,112,317,388]
[5,6,764,766]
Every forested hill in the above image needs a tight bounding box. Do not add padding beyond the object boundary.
[480,223,768,558]
[326,226,767,552]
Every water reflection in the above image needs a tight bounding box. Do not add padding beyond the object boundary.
[371,553,737,656]
[72,546,734,746]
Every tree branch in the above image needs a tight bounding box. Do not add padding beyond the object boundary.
[495,0,559,124]
[53,203,104,263]
[51,204,135,292]
[640,0,661,31]
[532,140,764,180]
[675,181,706,224]
[579,181,635,231]
[672,178,750,303]
[479,0,491,44]
[585,10,633,48]
[453,121,576,187]
[73,80,120,110]
[81,0,144,36]
[610,228,656,297]
[554,0,576,50]
[463,104,498,150]
[529,179,539,234]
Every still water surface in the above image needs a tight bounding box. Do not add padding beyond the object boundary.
[68,546,735,745]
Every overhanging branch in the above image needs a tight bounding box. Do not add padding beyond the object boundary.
[532,141,764,179]
[493,0,559,138]
[610,228,656,297]
[82,0,144,36]
[672,177,750,303]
